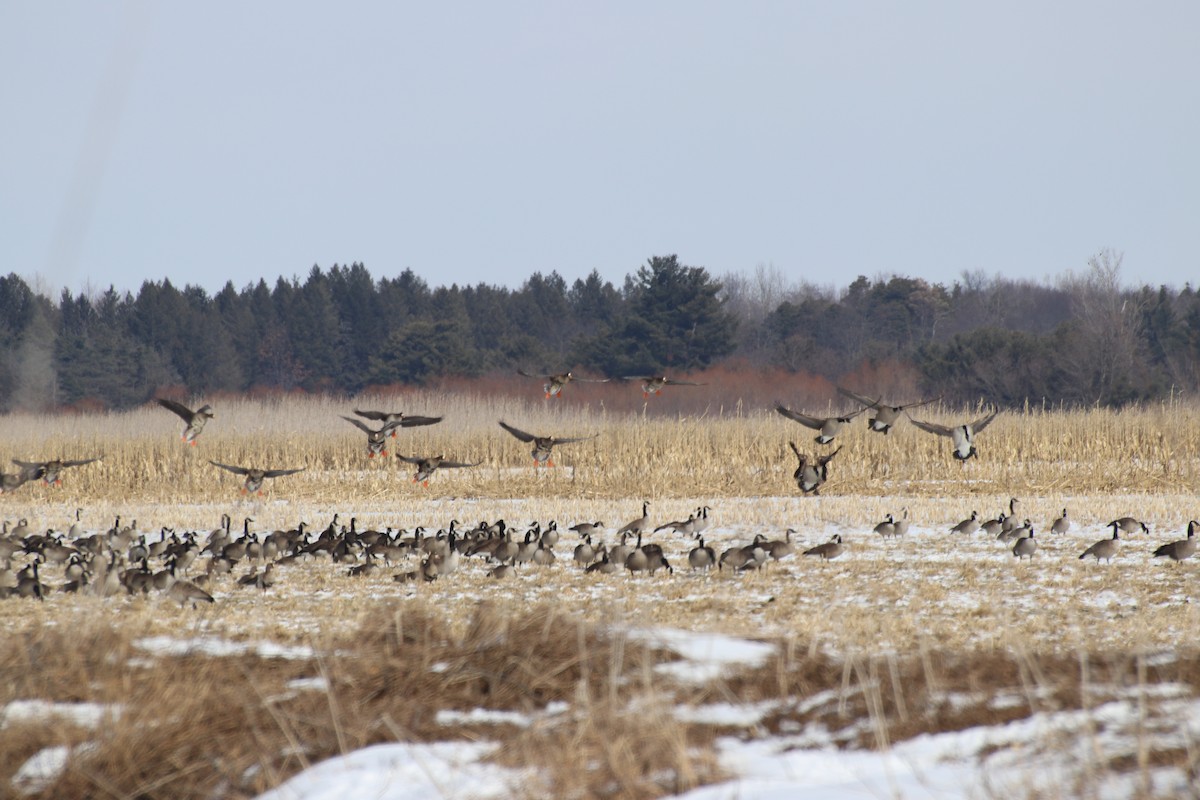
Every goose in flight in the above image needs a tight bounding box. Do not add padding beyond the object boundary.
[497,421,598,467]
[774,403,864,444]
[836,387,940,434]
[907,409,999,461]
[157,398,214,445]
[351,409,443,437]
[517,369,608,399]
[395,454,481,487]
[208,461,305,494]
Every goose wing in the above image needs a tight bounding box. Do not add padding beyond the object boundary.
[836,387,883,410]
[157,397,195,422]
[435,458,481,470]
[907,417,954,437]
[498,421,537,442]
[208,461,251,476]
[60,457,102,468]
[775,404,825,430]
[352,409,389,422]
[396,415,442,428]
[341,416,376,434]
[549,433,599,445]
[968,409,999,434]
[262,467,305,478]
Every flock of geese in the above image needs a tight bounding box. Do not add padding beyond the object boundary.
[1,377,1196,606]
[1,493,1197,605]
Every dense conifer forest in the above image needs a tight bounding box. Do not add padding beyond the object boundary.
[2,250,1197,412]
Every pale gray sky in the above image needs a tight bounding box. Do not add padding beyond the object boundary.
[3,1,1198,297]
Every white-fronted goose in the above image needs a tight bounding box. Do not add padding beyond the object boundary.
[497,421,598,467]
[157,398,214,445]
[622,375,705,398]
[836,387,940,434]
[908,409,999,461]
[208,461,304,494]
[517,369,609,399]
[12,457,102,487]
[395,454,481,487]
[1153,521,1198,563]
[775,403,864,444]
[351,409,443,437]
[342,416,401,458]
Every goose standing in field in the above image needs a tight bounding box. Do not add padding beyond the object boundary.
[789,443,840,495]
[517,369,609,399]
[1050,508,1071,535]
[774,403,865,445]
[655,511,698,536]
[207,461,305,494]
[622,374,705,398]
[873,513,896,538]
[497,420,598,467]
[803,534,844,561]
[157,398,215,445]
[616,501,652,538]
[12,457,102,487]
[1012,527,1037,560]
[951,511,980,535]
[351,409,443,437]
[1153,521,1198,563]
[907,408,999,462]
[893,507,911,537]
[688,535,716,571]
[835,388,940,435]
[342,416,402,457]
[1109,517,1149,536]
[395,454,481,487]
[569,520,605,538]
[1079,529,1120,563]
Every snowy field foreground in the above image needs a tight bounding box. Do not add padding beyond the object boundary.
[3,493,1199,798]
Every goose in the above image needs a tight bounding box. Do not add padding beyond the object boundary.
[835,387,940,434]
[497,421,598,467]
[0,465,45,493]
[573,535,596,567]
[908,409,999,461]
[873,514,896,538]
[487,564,516,579]
[1050,508,1071,535]
[1012,527,1037,560]
[979,513,1006,537]
[156,398,214,445]
[622,374,705,398]
[607,533,633,567]
[789,443,840,496]
[1079,530,1120,563]
[1153,521,1198,563]
[691,506,712,536]
[803,534,844,561]
[351,409,443,437]
[569,521,605,538]
[764,529,796,560]
[208,461,305,494]
[775,403,864,444]
[1000,499,1021,532]
[654,512,697,536]
[12,457,102,487]
[999,519,1032,543]
[616,501,652,538]
[517,369,609,399]
[167,579,215,607]
[342,416,401,458]
[950,511,980,535]
[688,536,716,570]
[585,551,619,574]
[1109,517,1149,536]
[893,508,911,537]
[395,454,481,486]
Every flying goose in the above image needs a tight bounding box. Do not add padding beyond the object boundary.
[1,464,47,493]
[342,416,402,457]
[907,409,999,461]
[622,375,705,398]
[835,387,941,434]
[788,443,840,495]
[1079,529,1120,563]
[351,409,443,437]
[774,403,864,444]
[395,454,481,486]
[497,421,598,467]
[803,534,844,561]
[12,457,102,487]
[517,369,608,399]
[208,461,305,494]
[157,398,214,445]
[1153,521,1198,563]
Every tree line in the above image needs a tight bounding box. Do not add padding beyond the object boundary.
[2,250,1197,412]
